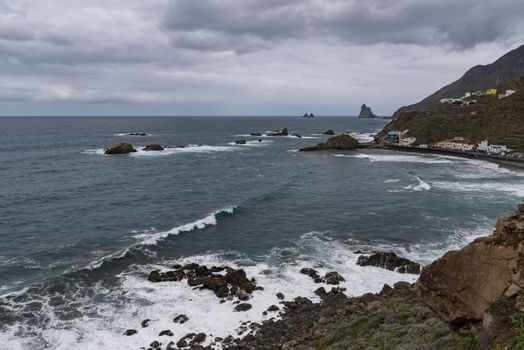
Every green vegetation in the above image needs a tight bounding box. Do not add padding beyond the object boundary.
[457,333,478,350]
[379,77,524,153]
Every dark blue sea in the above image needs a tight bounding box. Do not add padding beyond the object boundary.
[0,117,522,349]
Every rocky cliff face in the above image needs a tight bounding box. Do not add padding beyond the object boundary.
[417,203,524,330]
[358,104,376,118]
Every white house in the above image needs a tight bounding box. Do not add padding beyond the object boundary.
[499,90,516,99]
[434,137,474,151]
[477,140,510,155]
[399,137,416,146]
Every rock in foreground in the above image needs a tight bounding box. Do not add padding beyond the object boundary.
[357,252,421,274]
[299,134,359,152]
[104,143,137,154]
[267,128,288,136]
[417,204,524,328]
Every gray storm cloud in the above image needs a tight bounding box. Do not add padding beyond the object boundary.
[0,0,522,116]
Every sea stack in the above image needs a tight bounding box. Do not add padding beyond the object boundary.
[358,104,377,118]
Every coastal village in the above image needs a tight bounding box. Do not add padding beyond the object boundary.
[384,87,523,158]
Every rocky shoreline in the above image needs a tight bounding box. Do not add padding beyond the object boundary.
[129,202,524,350]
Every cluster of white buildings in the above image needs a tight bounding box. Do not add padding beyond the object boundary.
[440,88,517,105]
[386,131,512,156]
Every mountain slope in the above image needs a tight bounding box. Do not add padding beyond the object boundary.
[392,44,524,118]
[378,76,524,153]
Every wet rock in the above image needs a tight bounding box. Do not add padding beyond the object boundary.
[123,329,137,336]
[201,275,228,292]
[104,142,136,154]
[300,267,322,283]
[176,339,188,348]
[192,333,206,344]
[323,129,335,135]
[276,292,285,300]
[148,269,185,282]
[293,134,302,138]
[299,134,359,152]
[166,341,176,350]
[234,140,246,145]
[324,271,345,285]
[159,330,174,337]
[129,132,148,136]
[173,314,189,324]
[234,303,252,312]
[149,340,161,349]
[250,133,262,136]
[268,128,288,136]
[225,268,256,293]
[267,305,280,312]
[143,144,164,151]
[357,252,421,274]
[141,319,150,328]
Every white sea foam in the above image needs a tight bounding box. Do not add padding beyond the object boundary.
[334,153,453,164]
[404,177,431,192]
[348,132,376,143]
[227,140,273,147]
[431,181,524,197]
[114,133,152,136]
[134,207,237,246]
[84,145,239,157]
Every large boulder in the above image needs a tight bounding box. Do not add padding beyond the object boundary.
[323,129,335,135]
[416,204,524,327]
[299,134,359,152]
[143,144,164,151]
[104,143,136,154]
[357,252,421,274]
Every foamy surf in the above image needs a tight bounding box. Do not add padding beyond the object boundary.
[404,177,431,192]
[334,153,453,164]
[135,207,237,245]
[84,145,239,156]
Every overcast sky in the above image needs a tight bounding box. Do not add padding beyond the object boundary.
[1,0,523,116]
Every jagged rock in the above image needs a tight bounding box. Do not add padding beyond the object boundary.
[123,329,137,336]
[299,134,359,152]
[148,269,185,282]
[159,330,174,337]
[268,128,288,136]
[234,140,246,145]
[357,252,421,274]
[173,314,189,324]
[104,143,136,154]
[276,292,285,300]
[150,340,161,349]
[417,203,524,326]
[267,305,280,312]
[192,333,206,344]
[226,268,256,293]
[143,144,164,151]
[324,271,345,285]
[234,303,252,312]
[141,319,150,328]
[323,129,335,135]
[358,104,377,118]
[300,268,322,283]
[202,275,228,292]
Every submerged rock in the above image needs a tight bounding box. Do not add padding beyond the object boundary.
[173,314,189,324]
[357,252,421,274]
[234,140,247,145]
[143,144,164,151]
[104,143,136,154]
[250,133,262,136]
[299,134,359,152]
[123,329,137,336]
[234,303,252,312]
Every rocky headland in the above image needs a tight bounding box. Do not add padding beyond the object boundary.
[299,134,359,152]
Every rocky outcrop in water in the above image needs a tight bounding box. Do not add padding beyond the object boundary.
[267,128,288,136]
[323,129,335,135]
[299,134,359,151]
[416,203,524,330]
[143,144,164,151]
[234,140,247,145]
[358,104,377,118]
[357,252,421,274]
[148,263,257,301]
[104,143,136,154]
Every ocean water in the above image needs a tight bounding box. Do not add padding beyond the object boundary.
[0,116,522,349]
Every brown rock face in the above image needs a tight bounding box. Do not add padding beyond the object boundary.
[104,143,136,154]
[299,134,359,152]
[416,204,524,326]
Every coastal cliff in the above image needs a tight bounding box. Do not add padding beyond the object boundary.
[221,202,524,349]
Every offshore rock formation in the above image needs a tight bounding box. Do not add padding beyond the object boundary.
[267,128,288,136]
[358,104,377,118]
[299,134,359,151]
[143,144,164,151]
[104,143,136,154]
[357,252,421,274]
[417,203,524,329]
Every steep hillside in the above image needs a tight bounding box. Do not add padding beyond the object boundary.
[378,77,524,152]
[392,44,524,118]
